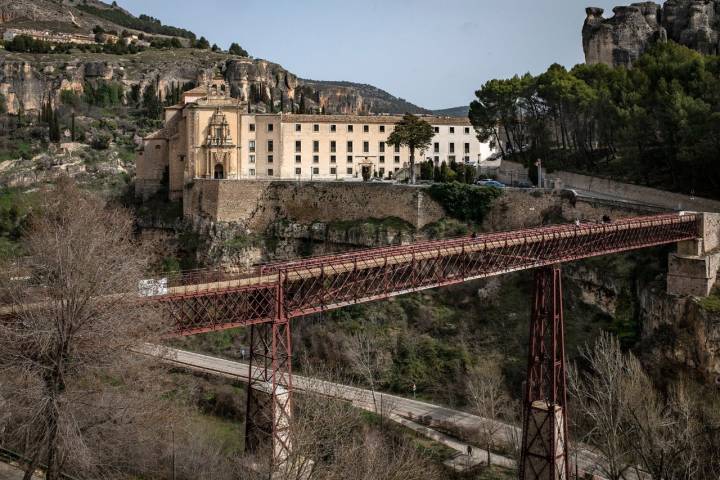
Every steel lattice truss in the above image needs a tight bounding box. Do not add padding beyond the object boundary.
[157,213,700,334]
[151,212,700,474]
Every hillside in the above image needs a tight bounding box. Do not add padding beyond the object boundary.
[0,0,429,115]
[0,0,194,39]
[432,106,469,118]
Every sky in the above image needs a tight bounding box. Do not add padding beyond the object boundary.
[119,0,623,110]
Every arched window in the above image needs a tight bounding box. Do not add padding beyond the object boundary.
[214,163,224,180]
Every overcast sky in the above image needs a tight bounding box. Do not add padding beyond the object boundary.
[119,0,622,110]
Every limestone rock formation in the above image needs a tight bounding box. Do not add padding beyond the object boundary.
[583,1,720,67]
[0,50,425,115]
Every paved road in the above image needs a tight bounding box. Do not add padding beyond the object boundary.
[142,345,628,478]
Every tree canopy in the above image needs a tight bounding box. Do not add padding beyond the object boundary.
[386,114,434,184]
[468,41,720,198]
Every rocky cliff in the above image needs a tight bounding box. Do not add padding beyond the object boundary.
[583,1,720,67]
[0,49,426,115]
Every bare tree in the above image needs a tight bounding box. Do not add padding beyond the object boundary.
[568,332,635,480]
[344,327,390,414]
[466,357,512,467]
[0,178,167,479]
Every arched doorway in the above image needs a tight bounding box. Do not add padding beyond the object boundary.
[214,163,224,179]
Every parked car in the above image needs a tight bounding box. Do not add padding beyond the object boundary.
[476,179,505,188]
[516,181,533,188]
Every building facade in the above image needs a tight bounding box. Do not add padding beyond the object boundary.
[136,75,497,201]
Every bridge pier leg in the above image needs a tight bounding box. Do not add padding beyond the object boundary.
[520,265,570,480]
[244,274,293,473]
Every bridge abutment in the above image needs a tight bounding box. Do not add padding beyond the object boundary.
[667,213,720,297]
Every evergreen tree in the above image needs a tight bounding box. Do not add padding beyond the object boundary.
[142,82,162,119]
[49,109,61,143]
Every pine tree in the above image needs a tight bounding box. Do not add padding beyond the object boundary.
[49,109,61,143]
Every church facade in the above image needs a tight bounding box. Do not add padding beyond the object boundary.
[135,75,497,201]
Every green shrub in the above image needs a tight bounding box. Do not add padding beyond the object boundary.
[698,294,720,314]
[428,182,502,223]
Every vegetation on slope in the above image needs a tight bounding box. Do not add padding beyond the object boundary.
[76,4,197,39]
[470,41,720,198]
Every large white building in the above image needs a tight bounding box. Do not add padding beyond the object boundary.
[136,75,497,200]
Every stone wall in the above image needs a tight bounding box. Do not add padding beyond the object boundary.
[498,161,720,213]
[184,180,446,231]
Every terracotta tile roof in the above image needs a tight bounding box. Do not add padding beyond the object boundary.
[278,113,471,125]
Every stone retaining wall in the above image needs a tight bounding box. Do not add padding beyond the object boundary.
[184,180,446,231]
[498,161,720,213]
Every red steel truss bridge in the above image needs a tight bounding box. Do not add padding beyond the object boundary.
[160,213,701,475]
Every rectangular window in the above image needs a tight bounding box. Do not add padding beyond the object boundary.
[330,140,336,153]
[394,144,400,153]
[331,155,337,163]
[267,155,274,163]
[331,124,337,132]
[379,155,385,164]
[464,143,470,154]
[313,167,319,174]
[267,168,274,175]
[394,167,399,172]
[313,140,319,153]
[249,154,256,164]
[347,125,354,132]
[464,127,470,134]
[394,155,400,163]
[249,123,255,132]
[250,168,255,176]
[363,141,369,153]
[313,124,319,132]
[463,156,470,163]
[347,155,353,163]
[347,167,353,174]
[330,167,337,175]
[434,126,439,133]
[295,140,302,153]
[313,155,319,163]
[268,124,274,132]
[449,143,455,154]
[433,142,439,153]
[379,167,385,176]
[380,125,385,133]
[295,124,301,132]
[249,140,255,152]
[295,155,301,164]
[295,167,301,175]
[434,156,439,163]
[267,140,274,152]
[379,142,385,153]
[363,125,369,133]
[449,127,455,134]
[448,155,456,163]
[347,141,353,153]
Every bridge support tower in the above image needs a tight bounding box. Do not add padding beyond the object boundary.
[244,274,293,472]
[520,265,570,480]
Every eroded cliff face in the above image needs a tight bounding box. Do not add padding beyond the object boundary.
[0,50,424,115]
[583,1,720,67]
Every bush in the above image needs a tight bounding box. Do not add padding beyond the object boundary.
[428,182,502,223]
[91,132,112,150]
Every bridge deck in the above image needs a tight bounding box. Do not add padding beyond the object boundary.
[154,213,699,334]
